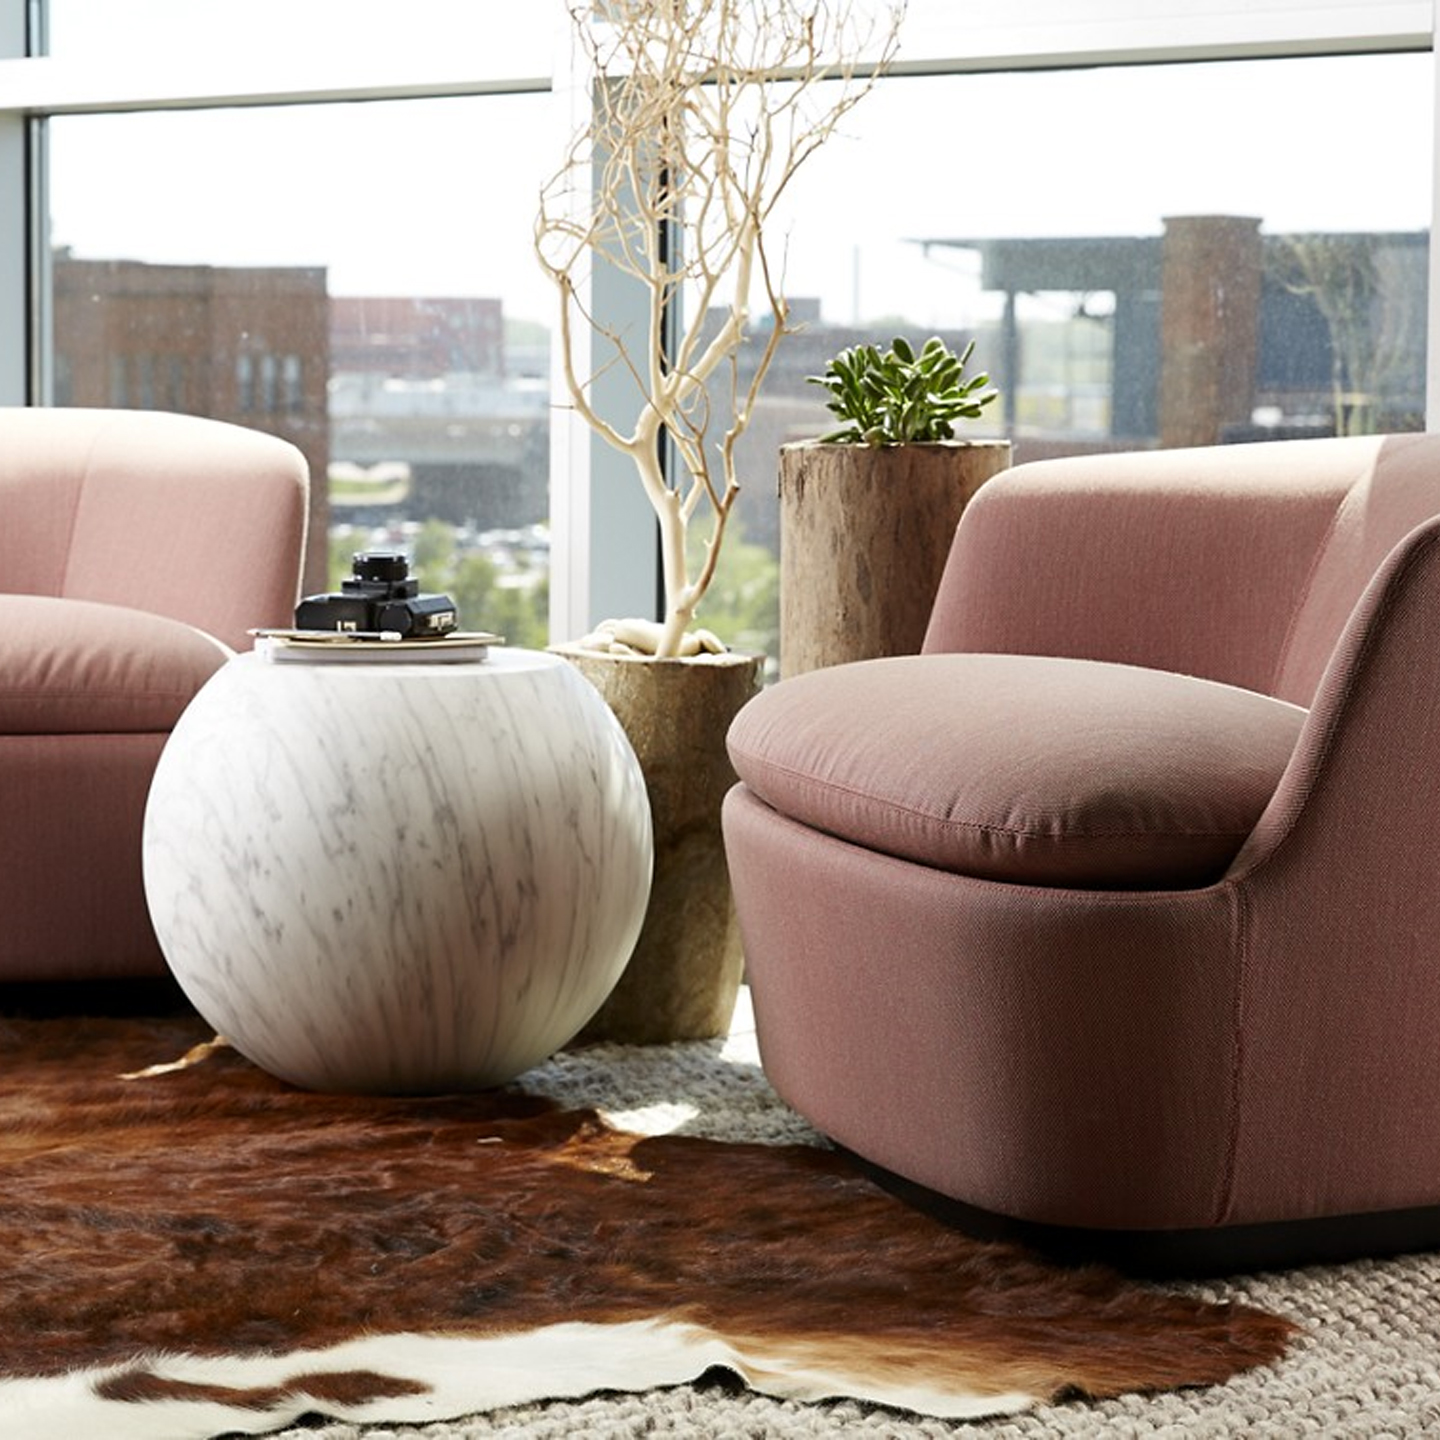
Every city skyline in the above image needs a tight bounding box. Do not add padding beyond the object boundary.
[44,51,1431,335]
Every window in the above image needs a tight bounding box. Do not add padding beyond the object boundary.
[282,355,302,414]
[3,0,1435,656]
[684,51,1433,656]
[46,94,554,644]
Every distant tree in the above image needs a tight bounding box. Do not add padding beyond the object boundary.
[323,518,549,647]
[327,527,369,590]
[1274,235,1419,436]
[413,518,458,594]
[483,577,551,650]
[446,551,499,631]
[687,519,778,659]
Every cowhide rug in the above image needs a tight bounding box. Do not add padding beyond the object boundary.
[0,1013,1295,1439]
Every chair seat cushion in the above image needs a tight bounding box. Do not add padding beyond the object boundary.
[726,653,1306,889]
[0,595,229,734]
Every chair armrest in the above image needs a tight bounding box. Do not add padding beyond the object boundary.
[922,438,1376,696]
[1217,517,1440,1222]
[1236,514,1440,879]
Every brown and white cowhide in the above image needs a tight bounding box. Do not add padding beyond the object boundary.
[0,1014,1294,1439]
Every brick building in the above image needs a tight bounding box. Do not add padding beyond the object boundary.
[330,296,504,379]
[53,255,332,590]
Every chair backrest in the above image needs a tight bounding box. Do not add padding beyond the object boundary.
[0,407,308,652]
[1271,433,1440,706]
[923,433,1440,709]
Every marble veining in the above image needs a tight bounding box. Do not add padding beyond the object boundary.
[142,648,653,1092]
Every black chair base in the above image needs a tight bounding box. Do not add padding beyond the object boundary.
[838,1146,1440,1277]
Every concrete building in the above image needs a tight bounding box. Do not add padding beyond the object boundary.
[921,219,1428,450]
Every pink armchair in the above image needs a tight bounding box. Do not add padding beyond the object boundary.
[0,407,308,982]
[724,434,1440,1269]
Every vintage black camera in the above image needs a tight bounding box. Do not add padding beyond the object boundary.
[294,552,459,639]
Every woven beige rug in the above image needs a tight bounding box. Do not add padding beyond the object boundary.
[253,991,1439,1439]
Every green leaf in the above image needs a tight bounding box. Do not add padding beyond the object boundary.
[810,333,999,446]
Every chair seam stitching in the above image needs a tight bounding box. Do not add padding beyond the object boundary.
[1268,492,1348,701]
[1216,879,1249,1227]
[57,423,107,598]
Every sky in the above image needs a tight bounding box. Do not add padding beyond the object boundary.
[41,25,1435,334]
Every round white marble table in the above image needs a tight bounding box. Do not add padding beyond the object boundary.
[141,647,652,1093]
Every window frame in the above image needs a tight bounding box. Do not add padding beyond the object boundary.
[0,0,1435,641]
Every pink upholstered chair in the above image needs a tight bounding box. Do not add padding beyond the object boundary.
[724,433,1440,1270]
[0,407,308,982]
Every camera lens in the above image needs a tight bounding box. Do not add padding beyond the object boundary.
[353,552,409,583]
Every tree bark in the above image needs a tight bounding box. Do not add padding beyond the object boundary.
[779,439,1011,678]
[556,647,763,1045]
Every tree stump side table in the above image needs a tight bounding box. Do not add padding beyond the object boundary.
[141,646,653,1093]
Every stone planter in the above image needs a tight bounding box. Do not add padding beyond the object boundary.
[778,438,1011,677]
[554,645,763,1044]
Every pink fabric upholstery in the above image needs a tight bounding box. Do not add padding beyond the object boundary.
[0,597,228,733]
[725,434,1440,1248]
[922,433,1409,704]
[0,408,308,981]
[724,786,1243,1231]
[2,734,170,982]
[0,407,309,654]
[729,653,1304,888]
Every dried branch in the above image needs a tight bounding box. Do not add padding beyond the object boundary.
[538,0,905,657]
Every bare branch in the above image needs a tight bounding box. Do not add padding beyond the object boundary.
[537,0,907,656]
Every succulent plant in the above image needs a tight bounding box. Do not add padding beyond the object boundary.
[808,335,998,446]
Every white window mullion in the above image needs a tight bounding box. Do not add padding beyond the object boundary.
[0,52,549,114]
[545,12,661,642]
[898,0,1430,72]
[0,0,27,404]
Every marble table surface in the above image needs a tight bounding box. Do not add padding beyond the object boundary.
[142,647,653,1093]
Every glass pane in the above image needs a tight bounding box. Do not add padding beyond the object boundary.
[691,51,1432,655]
[43,0,555,73]
[48,95,555,645]
[42,0,1418,74]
